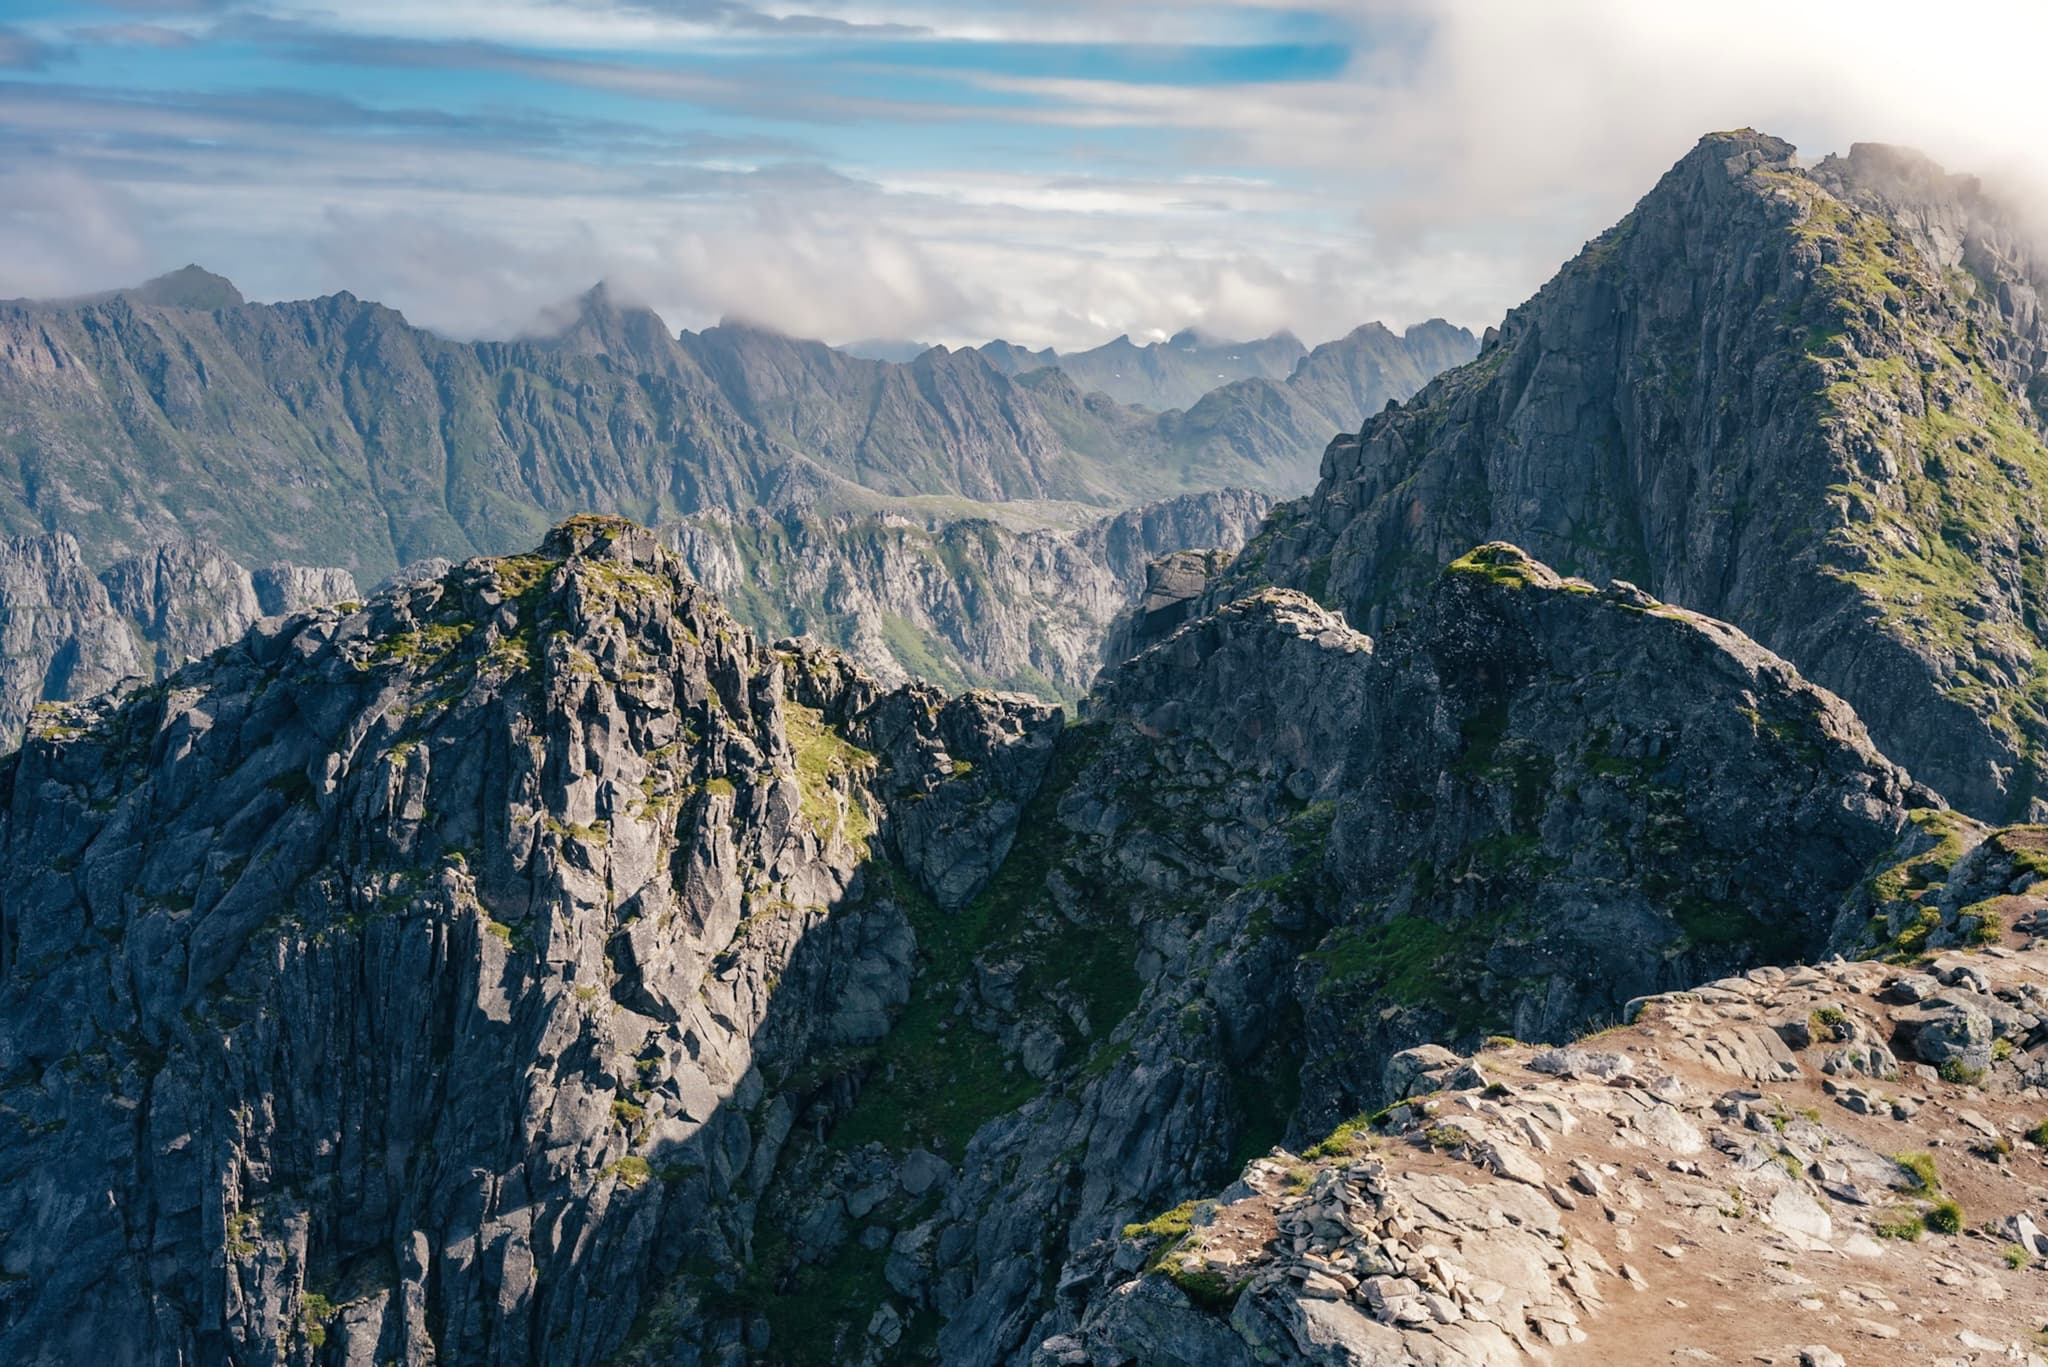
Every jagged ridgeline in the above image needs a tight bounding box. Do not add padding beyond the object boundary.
[1,509,1990,1366]
[1226,130,2048,822]
[0,274,1471,582]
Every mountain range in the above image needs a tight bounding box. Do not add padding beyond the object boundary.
[0,274,1472,582]
[4,129,2048,1367]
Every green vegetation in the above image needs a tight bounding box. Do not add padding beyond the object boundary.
[2029,1118,2048,1147]
[1939,1058,1986,1087]
[300,1292,336,1350]
[1122,1200,1199,1243]
[1445,544,1538,589]
[1770,172,2048,794]
[2005,1244,2031,1269]
[1303,1113,1375,1161]
[1809,1006,1852,1042]
[605,1155,652,1189]
[783,702,877,853]
[1117,1199,1245,1314]
[1924,1198,1964,1235]
[1893,1151,1940,1193]
[225,1210,258,1257]
[1873,1210,1924,1241]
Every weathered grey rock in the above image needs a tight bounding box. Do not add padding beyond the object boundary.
[667,489,1268,701]
[0,516,1059,1366]
[1220,132,2048,822]
[0,530,355,744]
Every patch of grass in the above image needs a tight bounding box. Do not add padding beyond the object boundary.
[605,1154,652,1189]
[1809,1006,1852,1042]
[1939,1058,1986,1087]
[2028,1118,2048,1147]
[1445,543,1538,590]
[2005,1244,2031,1269]
[300,1292,336,1350]
[1924,1198,1964,1235]
[1304,1113,1375,1161]
[1873,1210,1923,1241]
[1421,1124,1468,1152]
[1893,1151,1940,1193]
[783,701,877,853]
[1123,1200,1199,1244]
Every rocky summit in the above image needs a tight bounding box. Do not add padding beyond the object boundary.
[1223,130,2048,823]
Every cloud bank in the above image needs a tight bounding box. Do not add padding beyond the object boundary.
[2,0,2043,348]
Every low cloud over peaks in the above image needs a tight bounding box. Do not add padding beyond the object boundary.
[2,0,2044,348]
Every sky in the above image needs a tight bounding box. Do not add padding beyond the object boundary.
[2,0,2046,350]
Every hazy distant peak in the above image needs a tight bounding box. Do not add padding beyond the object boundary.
[124,265,244,311]
[525,279,678,360]
[835,337,934,363]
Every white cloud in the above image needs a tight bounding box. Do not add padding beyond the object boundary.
[7,0,2048,351]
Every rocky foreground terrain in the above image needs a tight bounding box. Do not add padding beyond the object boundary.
[1061,939,2048,1367]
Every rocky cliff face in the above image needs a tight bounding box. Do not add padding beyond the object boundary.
[0,531,354,742]
[1224,131,2048,822]
[665,489,1269,699]
[1,514,2038,1365]
[0,516,1061,1365]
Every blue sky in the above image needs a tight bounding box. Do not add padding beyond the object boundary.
[2,1,2044,347]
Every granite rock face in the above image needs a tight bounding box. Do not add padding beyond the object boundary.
[666,488,1269,699]
[0,516,1061,1365]
[0,531,355,744]
[0,523,1947,1366]
[672,544,1932,1365]
[1225,131,2048,821]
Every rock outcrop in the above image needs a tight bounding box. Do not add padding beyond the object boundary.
[0,516,1062,1365]
[666,488,1269,699]
[1053,937,2048,1367]
[671,544,1936,1365]
[1224,131,2048,821]
[0,520,1967,1366]
[0,531,355,743]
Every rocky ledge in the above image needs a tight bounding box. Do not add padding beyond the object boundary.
[1057,932,2048,1367]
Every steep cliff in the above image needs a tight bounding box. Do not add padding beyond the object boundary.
[665,489,1270,699]
[0,516,1061,1365]
[0,532,354,741]
[1222,131,2048,822]
[0,523,1961,1365]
